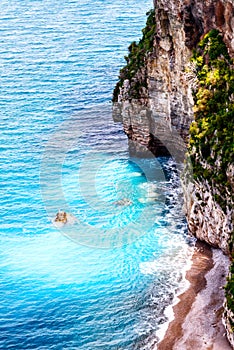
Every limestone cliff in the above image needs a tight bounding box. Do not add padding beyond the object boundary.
[183,27,233,253]
[113,0,234,347]
[113,0,234,251]
[113,0,234,147]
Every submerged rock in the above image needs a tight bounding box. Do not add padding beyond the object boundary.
[114,198,133,206]
[55,211,68,223]
[53,211,76,226]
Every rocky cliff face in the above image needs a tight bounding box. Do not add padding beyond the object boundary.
[183,27,234,255]
[113,0,234,251]
[113,0,234,346]
[183,177,233,254]
[114,0,234,148]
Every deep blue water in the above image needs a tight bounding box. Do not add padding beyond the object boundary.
[0,1,192,349]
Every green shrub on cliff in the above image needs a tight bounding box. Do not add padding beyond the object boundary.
[189,29,234,314]
[189,29,234,213]
[225,265,234,311]
[112,9,156,102]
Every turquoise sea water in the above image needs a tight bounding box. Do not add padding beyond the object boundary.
[0,1,192,349]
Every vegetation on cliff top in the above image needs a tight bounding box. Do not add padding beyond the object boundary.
[112,9,156,102]
[188,29,234,312]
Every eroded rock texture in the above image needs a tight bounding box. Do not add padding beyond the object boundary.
[114,0,234,153]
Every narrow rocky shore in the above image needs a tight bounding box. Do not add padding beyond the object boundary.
[157,241,231,350]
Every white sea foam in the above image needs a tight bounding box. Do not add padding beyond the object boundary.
[154,245,194,344]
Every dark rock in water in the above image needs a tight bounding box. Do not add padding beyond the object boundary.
[55,211,67,223]
[54,211,77,226]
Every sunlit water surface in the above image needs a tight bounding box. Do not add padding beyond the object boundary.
[0,1,193,349]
